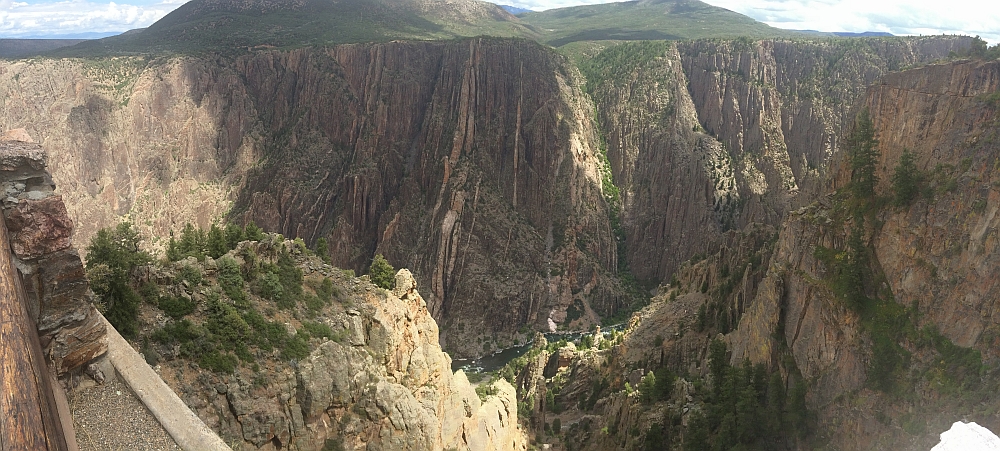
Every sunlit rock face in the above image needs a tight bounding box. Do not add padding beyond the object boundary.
[932,422,1000,451]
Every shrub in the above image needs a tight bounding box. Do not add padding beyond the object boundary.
[177,264,203,286]
[159,295,196,319]
[282,333,311,360]
[85,221,152,337]
[217,256,246,304]
[300,321,333,340]
[256,271,284,302]
[368,254,395,289]
[315,237,330,263]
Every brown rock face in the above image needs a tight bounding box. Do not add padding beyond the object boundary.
[592,37,970,285]
[0,141,106,375]
[724,59,1000,449]
[862,60,1000,350]
[0,39,623,357]
[5,196,74,259]
[0,36,971,360]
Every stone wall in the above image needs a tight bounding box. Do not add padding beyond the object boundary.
[0,130,106,375]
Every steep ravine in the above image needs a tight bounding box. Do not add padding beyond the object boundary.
[533,57,1000,451]
[0,36,973,361]
[588,36,972,284]
[0,39,625,358]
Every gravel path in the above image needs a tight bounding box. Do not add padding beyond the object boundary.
[69,375,182,451]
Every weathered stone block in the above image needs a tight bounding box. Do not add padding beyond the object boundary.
[4,195,74,260]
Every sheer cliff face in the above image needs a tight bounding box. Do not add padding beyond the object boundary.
[726,59,1000,449]
[0,39,622,357]
[865,60,1000,350]
[593,37,970,284]
[231,41,623,355]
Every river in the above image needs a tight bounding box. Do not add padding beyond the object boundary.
[450,323,626,373]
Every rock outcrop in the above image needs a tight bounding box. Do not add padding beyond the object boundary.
[147,249,526,451]
[0,134,106,375]
[290,269,524,451]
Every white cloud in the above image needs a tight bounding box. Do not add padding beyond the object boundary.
[2,0,996,44]
[497,0,997,44]
[0,0,179,37]
[701,0,1000,44]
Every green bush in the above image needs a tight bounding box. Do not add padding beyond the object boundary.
[199,351,238,373]
[158,295,196,319]
[86,221,152,338]
[300,321,333,340]
[217,256,246,304]
[256,271,284,302]
[178,265,203,286]
[368,254,395,289]
[282,333,311,360]
[276,248,303,308]
[315,237,330,263]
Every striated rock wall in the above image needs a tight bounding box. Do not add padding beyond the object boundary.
[592,37,971,284]
[0,134,106,375]
[724,58,1000,449]
[0,39,623,357]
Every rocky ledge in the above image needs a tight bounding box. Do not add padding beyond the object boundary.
[0,131,106,375]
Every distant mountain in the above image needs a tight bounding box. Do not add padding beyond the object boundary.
[518,0,810,47]
[0,39,87,58]
[834,31,894,37]
[790,29,894,38]
[499,4,531,14]
[53,0,536,56]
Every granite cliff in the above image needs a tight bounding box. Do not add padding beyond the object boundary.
[0,37,973,361]
[0,39,624,357]
[589,37,970,284]
[514,56,1000,450]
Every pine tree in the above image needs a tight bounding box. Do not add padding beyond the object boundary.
[891,149,921,207]
[315,237,330,264]
[846,108,880,206]
[369,254,395,289]
[85,221,152,337]
[207,223,228,259]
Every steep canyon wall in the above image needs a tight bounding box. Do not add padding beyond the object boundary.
[0,36,973,359]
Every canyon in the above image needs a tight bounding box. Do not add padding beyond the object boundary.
[2,0,999,448]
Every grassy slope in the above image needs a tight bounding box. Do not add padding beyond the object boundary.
[53,0,533,56]
[519,0,810,47]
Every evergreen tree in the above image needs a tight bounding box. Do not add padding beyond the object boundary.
[846,108,880,205]
[684,411,710,451]
[315,237,330,264]
[709,338,728,394]
[244,221,265,242]
[207,223,228,259]
[225,223,245,250]
[891,149,921,207]
[369,254,396,289]
[85,221,152,337]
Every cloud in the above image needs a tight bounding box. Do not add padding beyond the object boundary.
[494,0,997,44]
[0,0,179,37]
[701,0,1000,44]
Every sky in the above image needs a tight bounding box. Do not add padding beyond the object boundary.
[0,0,997,44]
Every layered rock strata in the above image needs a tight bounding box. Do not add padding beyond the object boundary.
[0,38,622,356]
[0,134,106,375]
